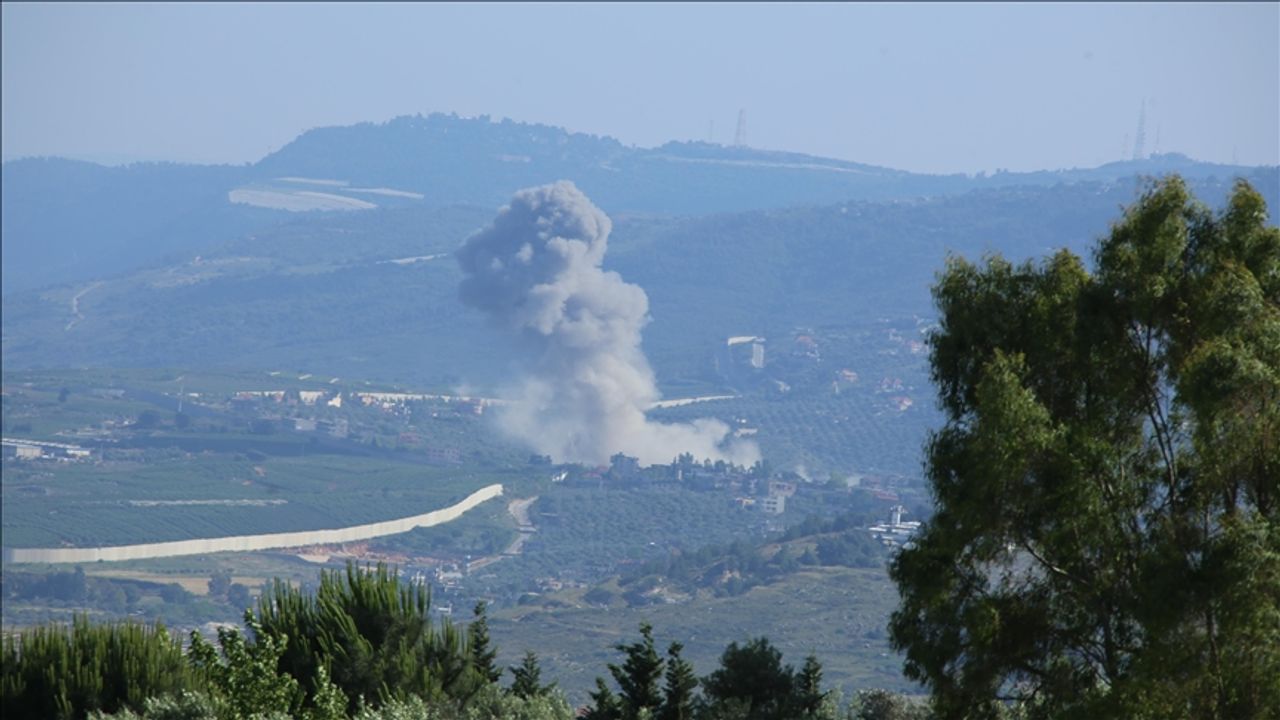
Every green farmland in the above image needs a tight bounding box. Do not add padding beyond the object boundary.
[1,453,510,549]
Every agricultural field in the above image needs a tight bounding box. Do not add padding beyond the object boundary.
[1,368,532,550]
[6,367,356,399]
[524,485,800,575]
[647,316,942,479]
[652,392,933,480]
[2,452,509,548]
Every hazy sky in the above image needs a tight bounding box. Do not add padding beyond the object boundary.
[3,2,1277,174]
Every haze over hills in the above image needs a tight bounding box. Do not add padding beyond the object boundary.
[5,162,1273,483]
[4,112,1275,294]
[5,114,1276,482]
[4,1,1276,712]
[4,110,1278,492]
[6,126,1278,711]
[4,174,1262,390]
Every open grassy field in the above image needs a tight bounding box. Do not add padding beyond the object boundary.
[488,565,912,705]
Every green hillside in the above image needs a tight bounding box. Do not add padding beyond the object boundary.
[8,177,1247,391]
[6,112,1273,298]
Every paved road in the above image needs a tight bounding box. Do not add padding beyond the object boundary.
[467,496,538,572]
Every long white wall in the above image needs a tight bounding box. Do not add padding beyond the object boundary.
[2,484,504,565]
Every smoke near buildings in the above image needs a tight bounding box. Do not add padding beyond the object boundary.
[457,181,760,467]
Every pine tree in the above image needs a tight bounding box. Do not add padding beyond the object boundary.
[607,622,664,719]
[252,561,476,713]
[508,650,554,699]
[468,601,501,684]
[658,642,698,720]
[584,677,624,720]
[1,616,197,720]
[793,654,827,717]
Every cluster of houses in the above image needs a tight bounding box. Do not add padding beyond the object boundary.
[224,388,487,460]
[1,437,93,462]
[553,453,801,518]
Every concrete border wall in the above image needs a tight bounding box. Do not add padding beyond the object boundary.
[2,484,503,564]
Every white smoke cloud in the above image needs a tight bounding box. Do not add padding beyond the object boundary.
[457,181,760,467]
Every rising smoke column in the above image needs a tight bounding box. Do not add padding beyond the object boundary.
[457,181,760,467]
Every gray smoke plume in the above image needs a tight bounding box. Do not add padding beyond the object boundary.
[457,181,760,467]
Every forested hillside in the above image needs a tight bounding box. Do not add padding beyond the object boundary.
[5,174,1266,392]
[5,113,1273,295]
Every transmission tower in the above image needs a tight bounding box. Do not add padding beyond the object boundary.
[1132,100,1147,161]
[734,109,747,147]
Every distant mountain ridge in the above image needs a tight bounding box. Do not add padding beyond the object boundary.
[3,111,1276,294]
[4,175,1264,392]
[252,113,1271,214]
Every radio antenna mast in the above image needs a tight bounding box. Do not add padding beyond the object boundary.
[1132,100,1147,161]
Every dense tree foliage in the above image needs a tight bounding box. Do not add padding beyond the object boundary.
[188,619,301,718]
[5,577,908,720]
[208,571,232,600]
[584,627,846,720]
[850,690,931,720]
[700,637,797,720]
[890,176,1280,718]
[252,563,481,713]
[187,615,348,720]
[1,617,198,720]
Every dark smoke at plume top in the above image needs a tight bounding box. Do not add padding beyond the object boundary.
[457,181,760,467]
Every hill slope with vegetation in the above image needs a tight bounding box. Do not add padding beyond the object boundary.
[5,112,1273,295]
[7,174,1267,392]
